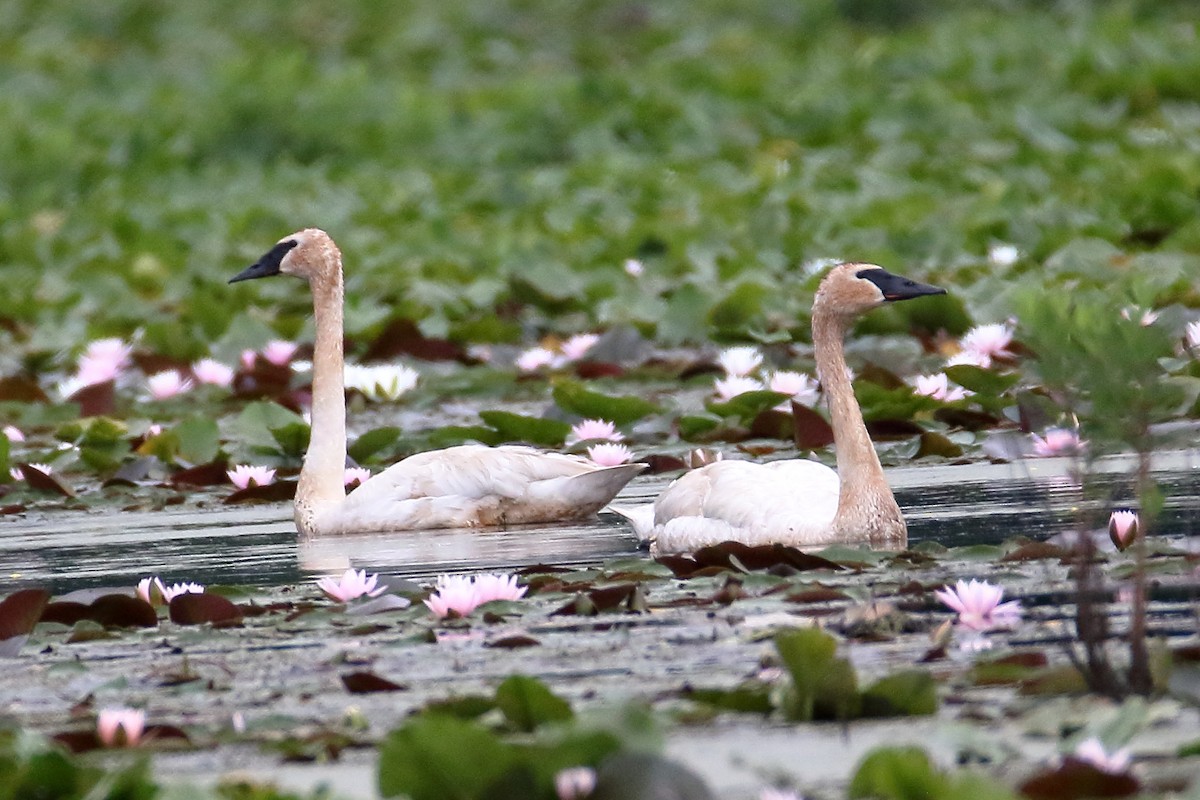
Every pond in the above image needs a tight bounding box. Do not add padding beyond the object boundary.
[3,451,1199,594]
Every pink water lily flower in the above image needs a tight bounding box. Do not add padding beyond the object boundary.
[718,346,763,377]
[192,358,235,387]
[555,766,597,800]
[1072,737,1132,774]
[227,465,276,489]
[135,577,158,604]
[587,442,633,466]
[147,370,194,400]
[913,373,969,402]
[344,467,372,488]
[560,333,600,362]
[1031,428,1087,457]
[317,568,387,603]
[3,425,24,443]
[262,339,298,366]
[76,338,132,386]
[424,572,526,618]
[96,707,145,747]
[714,375,764,400]
[10,462,53,482]
[1108,509,1139,552]
[567,419,623,445]
[934,579,1022,632]
[516,347,558,373]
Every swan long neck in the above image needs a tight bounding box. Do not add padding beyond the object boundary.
[811,307,905,544]
[296,254,347,528]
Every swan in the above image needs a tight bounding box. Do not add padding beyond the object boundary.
[229,228,645,535]
[614,263,945,555]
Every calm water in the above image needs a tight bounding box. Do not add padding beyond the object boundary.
[3,453,1199,594]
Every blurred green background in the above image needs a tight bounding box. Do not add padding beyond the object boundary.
[2,0,1198,361]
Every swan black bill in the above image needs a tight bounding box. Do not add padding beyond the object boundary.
[229,239,299,284]
[856,268,946,301]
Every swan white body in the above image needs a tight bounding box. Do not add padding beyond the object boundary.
[616,262,944,555]
[231,229,644,536]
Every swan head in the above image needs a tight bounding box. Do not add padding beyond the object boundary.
[814,263,945,318]
[229,229,341,284]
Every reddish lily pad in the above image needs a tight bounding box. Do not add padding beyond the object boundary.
[342,670,408,693]
[0,588,51,649]
[170,460,232,486]
[1018,758,1139,800]
[1002,542,1070,562]
[225,480,297,504]
[485,634,540,649]
[550,583,646,616]
[87,594,159,628]
[19,464,75,497]
[169,592,244,626]
[68,380,116,417]
[40,600,92,626]
[0,375,50,403]
[363,317,466,362]
[791,403,835,449]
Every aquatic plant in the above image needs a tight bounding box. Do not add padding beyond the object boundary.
[554,767,596,800]
[566,419,623,445]
[423,572,526,618]
[227,464,277,489]
[96,708,145,747]
[934,579,1022,632]
[586,442,634,467]
[317,568,387,603]
[1108,509,1139,552]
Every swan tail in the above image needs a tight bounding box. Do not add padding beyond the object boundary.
[608,503,656,542]
[524,463,646,518]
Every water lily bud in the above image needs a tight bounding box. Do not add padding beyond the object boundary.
[1108,509,1139,552]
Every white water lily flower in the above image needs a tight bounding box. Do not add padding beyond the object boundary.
[768,370,819,407]
[317,568,386,603]
[1187,320,1200,351]
[3,425,24,443]
[718,346,763,377]
[586,442,634,466]
[158,579,205,602]
[713,375,763,400]
[343,363,419,402]
[623,258,644,277]
[987,243,1020,268]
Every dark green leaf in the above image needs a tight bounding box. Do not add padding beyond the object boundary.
[378,716,516,800]
[494,674,574,732]
[859,670,938,717]
[552,381,660,426]
[478,411,570,447]
[348,426,402,464]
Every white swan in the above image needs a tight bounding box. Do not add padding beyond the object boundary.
[615,263,944,555]
[229,229,645,536]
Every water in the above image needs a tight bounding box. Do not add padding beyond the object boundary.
[3,452,1199,594]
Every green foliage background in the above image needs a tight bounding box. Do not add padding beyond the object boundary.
[2,0,1199,359]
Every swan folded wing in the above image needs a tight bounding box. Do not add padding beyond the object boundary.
[650,459,840,553]
[335,445,642,530]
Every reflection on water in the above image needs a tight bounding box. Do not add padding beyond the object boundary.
[2,453,1198,594]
